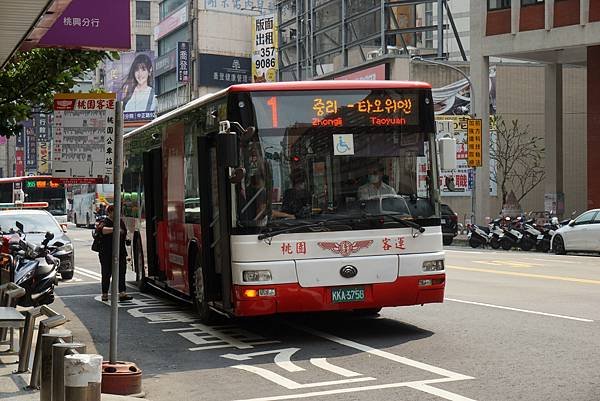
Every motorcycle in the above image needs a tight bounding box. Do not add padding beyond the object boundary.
[1,221,59,307]
[467,223,490,248]
[499,217,525,251]
[488,218,505,249]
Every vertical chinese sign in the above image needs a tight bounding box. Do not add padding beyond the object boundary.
[252,14,278,83]
[177,42,190,83]
[467,119,483,168]
[15,124,26,176]
[52,93,116,183]
[36,111,52,174]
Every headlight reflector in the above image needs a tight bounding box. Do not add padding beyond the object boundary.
[422,260,444,272]
[58,243,73,253]
[242,270,272,282]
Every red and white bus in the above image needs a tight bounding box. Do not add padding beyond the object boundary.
[123,81,448,321]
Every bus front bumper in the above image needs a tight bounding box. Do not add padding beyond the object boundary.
[232,274,445,317]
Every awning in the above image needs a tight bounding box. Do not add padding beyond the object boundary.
[0,0,71,68]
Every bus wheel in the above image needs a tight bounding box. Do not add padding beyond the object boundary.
[134,242,148,292]
[193,259,214,324]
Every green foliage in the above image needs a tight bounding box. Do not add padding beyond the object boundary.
[0,48,117,137]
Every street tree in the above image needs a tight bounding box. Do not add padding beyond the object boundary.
[0,48,114,137]
[490,116,546,206]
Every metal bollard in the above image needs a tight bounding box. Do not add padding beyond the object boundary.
[19,305,63,373]
[64,354,103,401]
[52,342,86,401]
[40,330,72,401]
[29,314,68,388]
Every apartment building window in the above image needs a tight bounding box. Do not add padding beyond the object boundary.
[488,0,511,10]
[136,1,151,20]
[160,0,186,20]
[521,0,544,5]
[136,35,151,51]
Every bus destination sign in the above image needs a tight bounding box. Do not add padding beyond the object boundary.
[253,91,420,129]
[312,96,414,127]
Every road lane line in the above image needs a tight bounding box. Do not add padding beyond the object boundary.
[75,270,102,281]
[289,323,473,381]
[445,298,594,322]
[447,265,600,285]
[75,266,103,279]
[234,377,476,401]
[309,358,362,377]
[59,292,140,299]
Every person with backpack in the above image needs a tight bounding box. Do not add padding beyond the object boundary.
[94,205,133,302]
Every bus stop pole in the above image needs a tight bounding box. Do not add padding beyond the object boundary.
[109,101,124,364]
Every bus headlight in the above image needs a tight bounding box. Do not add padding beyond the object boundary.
[243,270,272,282]
[422,260,444,272]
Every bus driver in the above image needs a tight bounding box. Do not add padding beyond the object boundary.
[358,164,396,200]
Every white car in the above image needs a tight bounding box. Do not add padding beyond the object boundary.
[551,209,600,254]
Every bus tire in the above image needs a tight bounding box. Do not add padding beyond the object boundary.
[133,239,148,292]
[193,257,214,324]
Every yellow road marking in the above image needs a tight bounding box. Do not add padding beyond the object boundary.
[473,260,540,268]
[447,265,600,285]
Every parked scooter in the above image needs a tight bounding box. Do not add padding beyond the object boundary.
[467,223,490,248]
[499,217,525,250]
[1,222,58,307]
[488,218,505,249]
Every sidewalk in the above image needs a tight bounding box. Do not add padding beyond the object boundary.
[1,347,145,400]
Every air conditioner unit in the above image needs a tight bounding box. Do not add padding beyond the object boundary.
[367,50,380,60]
[386,46,401,55]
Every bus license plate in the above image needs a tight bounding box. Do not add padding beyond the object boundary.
[331,287,365,303]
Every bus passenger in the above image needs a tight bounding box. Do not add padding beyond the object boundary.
[358,164,396,200]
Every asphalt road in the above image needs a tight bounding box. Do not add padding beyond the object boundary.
[53,226,600,401]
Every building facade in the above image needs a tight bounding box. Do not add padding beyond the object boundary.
[155,0,273,115]
[470,0,599,221]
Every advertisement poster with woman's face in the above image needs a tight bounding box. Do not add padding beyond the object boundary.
[104,52,157,122]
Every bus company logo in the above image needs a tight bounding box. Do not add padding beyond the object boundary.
[317,240,373,257]
[54,99,75,110]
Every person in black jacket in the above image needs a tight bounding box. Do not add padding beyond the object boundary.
[97,205,132,302]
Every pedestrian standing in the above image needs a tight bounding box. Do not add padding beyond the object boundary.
[97,204,133,302]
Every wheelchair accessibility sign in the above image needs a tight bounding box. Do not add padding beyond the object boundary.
[333,134,354,156]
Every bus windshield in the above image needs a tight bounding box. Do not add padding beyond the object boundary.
[234,89,437,232]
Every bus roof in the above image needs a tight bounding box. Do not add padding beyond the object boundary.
[0,175,53,184]
[228,80,432,92]
[125,80,432,139]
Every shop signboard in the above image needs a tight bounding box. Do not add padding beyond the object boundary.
[38,0,131,50]
[252,14,278,83]
[198,53,251,87]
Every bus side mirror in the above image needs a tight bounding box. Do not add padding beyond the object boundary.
[218,121,240,167]
[438,137,457,171]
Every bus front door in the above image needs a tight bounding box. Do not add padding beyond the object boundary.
[142,147,164,280]
[197,136,230,309]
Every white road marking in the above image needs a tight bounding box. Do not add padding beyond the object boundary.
[59,292,140,299]
[445,298,594,322]
[234,377,474,401]
[75,266,103,279]
[75,270,101,281]
[309,358,362,377]
[232,365,375,390]
[291,324,473,381]
[223,349,305,372]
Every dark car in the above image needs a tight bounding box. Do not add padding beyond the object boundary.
[0,210,74,280]
[441,203,458,245]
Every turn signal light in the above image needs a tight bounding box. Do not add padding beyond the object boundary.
[243,289,258,298]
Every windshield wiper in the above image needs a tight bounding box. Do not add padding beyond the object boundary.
[258,221,332,241]
[363,213,425,233]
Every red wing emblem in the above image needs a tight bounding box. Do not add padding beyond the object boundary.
[317,240,373,257]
